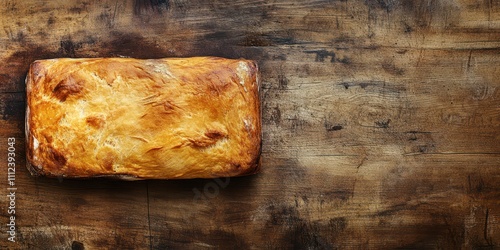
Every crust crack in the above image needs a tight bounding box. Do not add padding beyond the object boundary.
[53,75,83,102]
[188,130,227,148]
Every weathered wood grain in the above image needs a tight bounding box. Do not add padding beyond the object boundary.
[0,0,499,249]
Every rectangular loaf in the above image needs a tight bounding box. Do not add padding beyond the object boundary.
[25,57,261,179]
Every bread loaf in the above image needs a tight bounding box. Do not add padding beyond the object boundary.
[25,57,261,179]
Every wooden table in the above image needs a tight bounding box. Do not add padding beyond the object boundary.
[1,1,499,249]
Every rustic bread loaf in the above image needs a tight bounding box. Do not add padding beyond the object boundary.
[25,57,261,179]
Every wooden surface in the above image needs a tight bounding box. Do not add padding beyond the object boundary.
[1,0,499,249]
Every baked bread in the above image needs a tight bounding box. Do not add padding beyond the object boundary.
[25,57,261,179]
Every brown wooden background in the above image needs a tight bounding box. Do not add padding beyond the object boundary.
[1,0,499,249]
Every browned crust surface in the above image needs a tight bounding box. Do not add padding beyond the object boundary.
[26,57,261,179]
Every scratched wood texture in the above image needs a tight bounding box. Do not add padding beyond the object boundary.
[0,0,499,249]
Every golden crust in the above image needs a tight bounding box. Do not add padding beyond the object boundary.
[25,57,261,179]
